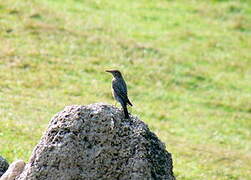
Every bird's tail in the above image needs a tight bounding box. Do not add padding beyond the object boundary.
[123,105,130,119]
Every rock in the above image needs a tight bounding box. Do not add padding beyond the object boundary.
[18,103,175,180]
[0,156,9,177]
[0,160,25,180]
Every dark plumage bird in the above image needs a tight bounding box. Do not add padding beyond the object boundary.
[106,70,133,119]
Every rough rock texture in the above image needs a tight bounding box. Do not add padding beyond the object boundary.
[18,103,175,180]
[0,156,9,177]
[0,160,25,180]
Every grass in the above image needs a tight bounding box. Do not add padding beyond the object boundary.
[0,0,251,179]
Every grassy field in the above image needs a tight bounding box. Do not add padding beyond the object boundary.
[0,0,251,179]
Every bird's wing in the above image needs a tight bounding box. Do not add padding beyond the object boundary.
[112,79,127,95]
[112,78,132,106]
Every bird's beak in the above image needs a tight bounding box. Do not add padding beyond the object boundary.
[105,70,113,73]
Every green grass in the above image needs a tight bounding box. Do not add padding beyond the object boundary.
[0,0,251,179]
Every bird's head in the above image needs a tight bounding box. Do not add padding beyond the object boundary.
[105,70,122,78]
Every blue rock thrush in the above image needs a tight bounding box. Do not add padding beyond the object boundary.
[106,70,133,119]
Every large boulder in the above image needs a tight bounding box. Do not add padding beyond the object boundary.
[18,103,175,180]
[0,156,9,177]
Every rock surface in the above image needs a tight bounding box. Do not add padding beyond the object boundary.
[0,156,9,177]
[18,103,175,180]
[0,160,25,180]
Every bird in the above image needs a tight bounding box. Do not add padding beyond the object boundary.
[106,70,133,119]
